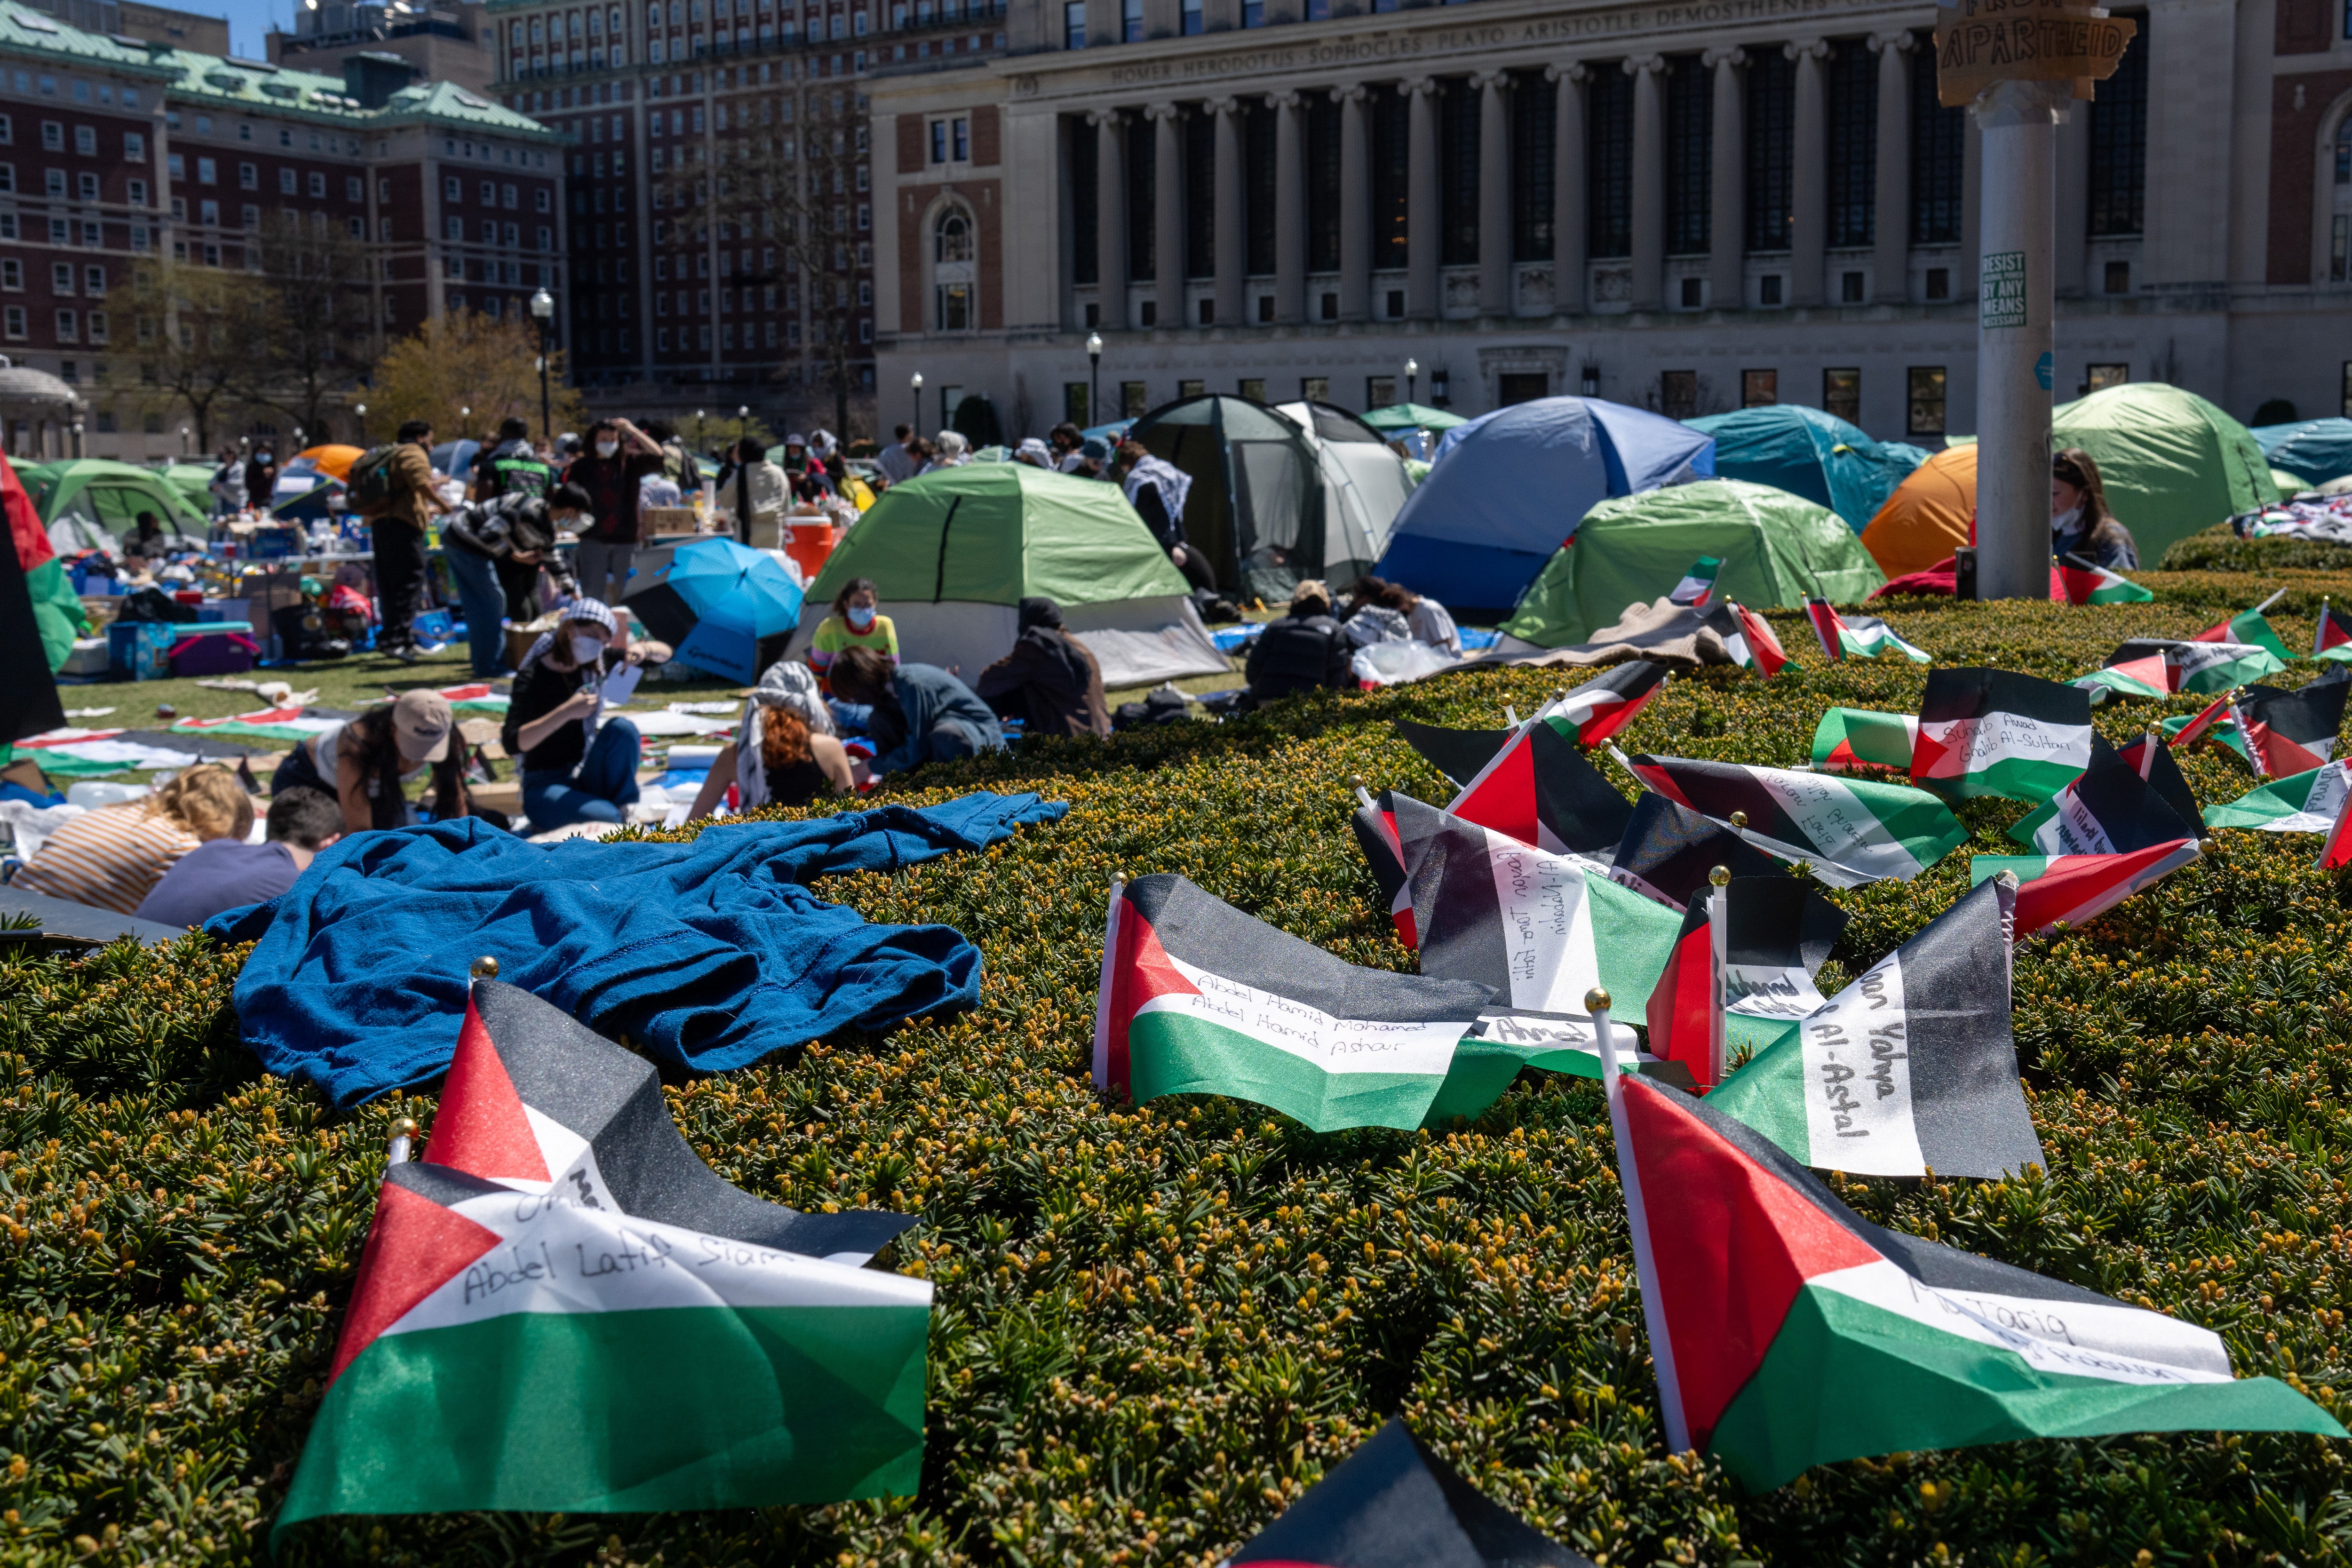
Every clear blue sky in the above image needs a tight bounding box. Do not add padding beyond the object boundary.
[200,0,297,60]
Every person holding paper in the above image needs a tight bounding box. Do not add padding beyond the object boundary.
[500,599,673,831]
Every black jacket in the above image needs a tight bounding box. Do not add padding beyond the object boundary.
[1245,612,1354,700]
[444,491,557,562]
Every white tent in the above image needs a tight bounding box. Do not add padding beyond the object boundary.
[1274,401,1417,586]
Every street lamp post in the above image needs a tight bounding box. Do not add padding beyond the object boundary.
[1405,357,1418,406]
[910,371,923,436]
[459,405,472,443]
[737,404,749,454]
[530,287,555,442]
[1086,331,1104,425]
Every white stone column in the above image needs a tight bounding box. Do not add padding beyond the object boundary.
[1549,62,1588,314]
[1272,89,1305,324]
[1092,109,1126,325]
[1475,68,1511,314]
[1787,39,1828,307]
[1705,47,1744,309]
[1337,84,1371,321]
[1869,32,1912,304]
[1150,103,1183,328]
[1974,79,2067,600]
[1212,96,1245,326]
[1405,76,1438,318]
[1627,55,1665,312]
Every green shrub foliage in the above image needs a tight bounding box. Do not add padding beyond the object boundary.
[4,585,2350,1567]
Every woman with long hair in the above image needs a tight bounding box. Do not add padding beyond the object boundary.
[686,660,857,820]
[2051,447,2140,570]
[270,691,467,835]
[15,763,254,914]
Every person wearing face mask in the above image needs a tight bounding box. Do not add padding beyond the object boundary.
[243,447,278,516]
[806,577,898,685]
[566,418,665,605]
[500,599,672,830]
[2050,446,2140,571]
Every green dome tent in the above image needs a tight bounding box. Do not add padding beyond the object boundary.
[1498,479,1884,650]
[787,464,1229,689]
[20,458,208,551]
[2048,384,2279,561]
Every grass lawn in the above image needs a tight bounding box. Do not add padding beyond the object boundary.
[7,565,2351,1566]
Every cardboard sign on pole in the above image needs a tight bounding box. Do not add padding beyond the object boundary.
[1934,0,2137,107]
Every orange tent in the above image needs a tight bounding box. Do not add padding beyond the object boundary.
[1859,444,1974,579]
[295,444,366,481]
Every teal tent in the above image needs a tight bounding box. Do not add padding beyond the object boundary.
[1499,480,1885,650]
[1685,406,1929,533]
[2254,419,2352,486]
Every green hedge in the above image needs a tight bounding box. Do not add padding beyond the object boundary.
[2159,526,2352,575]
[5,584,2352,1567]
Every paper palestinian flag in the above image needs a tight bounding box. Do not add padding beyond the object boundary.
[1609,791,1783,910]
[1621,753,1968,886]
[1646,876,1847,1090]
[2008,735,2196,856]
[1909,668,2093,804]
[1810,708,1918,775]
[2114,732,2203,830]
[1972,840,2200,938]
[1704,878,2040,1179]
[1443,709,1636,855]
[2167,689,2239,753]
[1805,598,1931,664]
[1596,1016,2347,1494]
[1703,599,1791,676]
[2233,675,2349,777]
[2055,552,2154,605]
[0,451,71,745]
[2203,760,2352,831]
[2073,646,2173,704]
[1388,794,1680,1018]
[2315,601,2352,665]
[275,982,932,1540]
[1550,660,1671,747]
[1094,874,1497,1131]
[1669,556,1724,608]
[1392,718,1513,788]
[2108,638,2287,695]
[2319,785,2352,868]
[2192,605,2293,661]
[1351,788,1418,947]
[1230,1418,1597,1568]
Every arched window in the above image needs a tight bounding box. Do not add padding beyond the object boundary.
[932,207,974,329]
[935,211,971,264]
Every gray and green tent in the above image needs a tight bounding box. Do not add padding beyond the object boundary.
[1499,479,1885,649]
[787,464,1229,688]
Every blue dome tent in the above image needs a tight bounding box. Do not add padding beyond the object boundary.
[1376,397,1715,610]
[1684,406,1930,532]
[2253,419,2352,486]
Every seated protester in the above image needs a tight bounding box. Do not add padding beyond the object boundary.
[827,645,1005,775]
[272,691,470,835]
[442,482,590,678]
[1380,581,1462,655]
[124,510,199,563]
[807,577,899,684]
[687,661,857,820]
[1113,440,1217,594]
[1243,580,1355,704]
[975,596,1112,740]
[134,785,343,927]
[500,599,672,830]
[15,764,253,915]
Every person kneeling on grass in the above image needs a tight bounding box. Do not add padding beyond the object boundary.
[500,598,672,830]
[687,660,858,820]
[270,691,470,834]
[134,786,343,927]
[825,645,1004,778]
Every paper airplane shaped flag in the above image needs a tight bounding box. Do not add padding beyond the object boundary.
[1910,668,2093,804]
[1442,709,1637,855]
[2103,638,2288,695]
[1971,839,2201,938]
[1703,599,1790,675]
[1609,792,1783,911]
[1805,597,1931,663]
[1810,707,1919,775]
[1646,875,1849,1090]
[2191,602,2293,661]
[1594,1010,2346,1495]
[1552,660,1672,747]
[2074,647,2174,704]
[2203,760,2352,831]
[274,982,932,1541]
[2315,600,2352,664]
[1669,555,1723,608]
[2055,551,2153,605]
[1229,1418,1597,1568]
[1391,718,1514,789]
[1621,753,1968,885]
[2233,674,2349,778]
[2114,730,2203,830]
[2008,734,2197,856]
[1703,877,2042,1179]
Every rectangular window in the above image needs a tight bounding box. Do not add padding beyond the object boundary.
[1184,107,1215,280]
[1122,0,1142,40]
[55,308,76,342]
[76,171,96,200]
[124,132,143,160]
[197,157,216,184]
[1126,112,1154,282]
[1302,375,1330,401]
[1826,40,1876,247]
[1438,78,1479,266]
[1510,68,1555,262]
[2086,363,2130,392]
[167,152,183,179]
[50,262,71,294]
[74,125,93,156]
[199,199,218,225]
[1587,67,1633,259]
[1910,46,1964,244]
[83,264,103,295]
[1065,382,1089,424]
[930,119,946,162]
[1367,374,1396,406]
[127,177,145,206]
[1071,117,1098,285]
[1307,93,1342,273]
[0,259,16,289]
[1122,380,1148,416]
[1659,370,1698,419]
[238,160,256,189]
[2087,11,2148,236]
[87,310,105,343]
[1664,55,1710,256]
[1823,367,1860,422]
[1371,85,1408,269]
[1181,0,1200,32]
[1907,365,1947,436]
[1,307,21,339]
[1745,50,1794,252]
[1064,0,1084,46]
[954,117,969,161]
[2343,361,2351,418]
[1741,368,1778,407]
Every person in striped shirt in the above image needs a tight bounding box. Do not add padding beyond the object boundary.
[13,765,254,916]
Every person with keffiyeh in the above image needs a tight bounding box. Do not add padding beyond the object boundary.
[686,659,858,820]
[1112,441,1216,592]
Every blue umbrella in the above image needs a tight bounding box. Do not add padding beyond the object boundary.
[623,537,805,684]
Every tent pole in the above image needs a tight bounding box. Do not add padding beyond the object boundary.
[1971,79,2066,601]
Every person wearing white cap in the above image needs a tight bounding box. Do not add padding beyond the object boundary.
[923,430,971,472]
[270,689,471,835]
[501,598,672,830]
[1013,437,1055,469]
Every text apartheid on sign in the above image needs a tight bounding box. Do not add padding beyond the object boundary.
[1982,251,2028,329]
[1934,0,2137,107]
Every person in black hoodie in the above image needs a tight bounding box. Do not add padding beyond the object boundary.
[1244,580,1355,705]
[975,597,1112,739]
